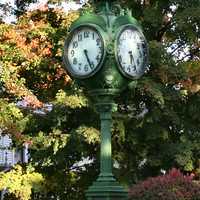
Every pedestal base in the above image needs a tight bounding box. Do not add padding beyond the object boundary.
[86,173,128,200]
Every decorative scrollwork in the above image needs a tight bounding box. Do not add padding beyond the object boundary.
[106,42,115,56]
[111,4,125,16]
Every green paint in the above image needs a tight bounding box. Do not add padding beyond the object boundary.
[99,104,112,175]
[85,99,128,200]
[63,1,148,199]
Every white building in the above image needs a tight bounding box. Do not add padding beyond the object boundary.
[0,134,29,167]
[0,133,29,200]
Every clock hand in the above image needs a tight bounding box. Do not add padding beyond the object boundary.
[129,51,137,71]
[128,51,134,65]
[84,49,92,69]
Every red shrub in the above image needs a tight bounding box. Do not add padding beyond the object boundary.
[129,168,200,200]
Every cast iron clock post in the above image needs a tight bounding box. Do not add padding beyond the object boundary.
[63,1,148,199]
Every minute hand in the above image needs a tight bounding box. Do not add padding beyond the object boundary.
[128,51,137,71]
[84,49,92,69]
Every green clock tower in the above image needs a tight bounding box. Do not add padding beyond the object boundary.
[63,1,149,199]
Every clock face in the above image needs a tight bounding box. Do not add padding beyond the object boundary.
[116,26,148,79]
[64,26,104,78]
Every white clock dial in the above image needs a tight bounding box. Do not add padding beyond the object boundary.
[64,26,104,78]
[116,26,148,79]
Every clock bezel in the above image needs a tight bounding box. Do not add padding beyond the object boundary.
[63,24,106,79]
[115,24,149,80]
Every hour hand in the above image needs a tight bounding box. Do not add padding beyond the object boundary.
[84,49,92,69]
[128,51,134,64]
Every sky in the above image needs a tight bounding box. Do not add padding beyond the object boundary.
[0,0,16,23]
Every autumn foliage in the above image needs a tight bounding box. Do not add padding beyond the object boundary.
[129,168,200,200]
[0,7,78,109]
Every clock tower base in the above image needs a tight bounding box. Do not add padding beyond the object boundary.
[86,173,128,200]
[85,94,128,200]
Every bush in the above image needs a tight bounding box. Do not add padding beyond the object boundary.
[129,168,200,200]
[0,165,45,200]
[3,193,20,200]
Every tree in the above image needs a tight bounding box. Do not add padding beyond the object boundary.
[0,0,200,199]
[0,165,45,200]
[111,0,200,182]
